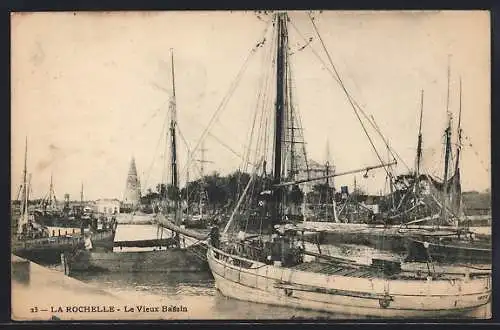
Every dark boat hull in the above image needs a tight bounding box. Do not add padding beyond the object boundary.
[114,237,179,248]
[89,221,118,252]
[33,211,84,228]
[12,236,84,265]
[66,243,208,273]
[405,237,491,264]
[303,228,408,253]
[301,223,491,264]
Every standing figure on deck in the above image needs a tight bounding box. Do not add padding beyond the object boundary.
[174,232,181,248]
[209,226,220,249]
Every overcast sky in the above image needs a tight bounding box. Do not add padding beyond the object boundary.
[11,11,490,201]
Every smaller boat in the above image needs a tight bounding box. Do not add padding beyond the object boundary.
[402,75,491,265]
[32,175,82,229]
[64,49,210,275]
[405,232,491,264]
[12,139,84,265]
[64,236,208,274]
[300,76,491,265]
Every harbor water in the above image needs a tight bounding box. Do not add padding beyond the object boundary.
[61,224,491,319]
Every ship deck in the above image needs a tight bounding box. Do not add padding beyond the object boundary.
[290,260,490,280]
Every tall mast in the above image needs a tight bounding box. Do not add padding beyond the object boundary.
[288,75,295,180]
[17,138,29,236]
[415,89,424,177]
[454,77,462,172]
[80,182,84,205]
[442,60,452,225]
[325,140,331,187]
[354,176,358,219]
[21,137,28,214]
[26,174,32,219]
[325,141,331,221]
[22,138,29,222]
[272,12,287,230]
[170,49,179,190]
[169,49,180,225]
[387,142,394,210]
[196,140,213,218]
[49,172,54,207]
[451,77,463,219]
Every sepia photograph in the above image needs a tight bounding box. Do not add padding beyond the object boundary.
[10,10,491,320]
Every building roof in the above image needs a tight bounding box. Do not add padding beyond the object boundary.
[95,198,121,202]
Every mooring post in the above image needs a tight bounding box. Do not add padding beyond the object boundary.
[60,253,71,276]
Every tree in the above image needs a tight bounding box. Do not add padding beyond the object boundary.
[156,183,167,197]
[166,184,181,201]
[287,185,304,205]
[204,172,227,211]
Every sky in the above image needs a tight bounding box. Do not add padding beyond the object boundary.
[11,10,491,201]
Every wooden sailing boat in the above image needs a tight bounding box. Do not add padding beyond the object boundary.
[206,12,491,317]
[65,50,207,274]
[12,138,84,265]
[182,141,214,229]
[404,77,491,264]
[298,73,491,265]
[154,50,214,241]
[32,174,84,230]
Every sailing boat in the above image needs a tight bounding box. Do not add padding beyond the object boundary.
[154,51,214,242]
[298,77,491,265]
[403,78,491,264]
[32,174,83,230]
[206,12,490,317]
[182,141,214,229]
[65,50,208,274]
[12,138,84,265]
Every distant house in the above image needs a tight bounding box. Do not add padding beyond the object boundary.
[462,191,491,216]
[95,198,121,215]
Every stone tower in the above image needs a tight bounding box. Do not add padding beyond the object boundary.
[123,157,141,207]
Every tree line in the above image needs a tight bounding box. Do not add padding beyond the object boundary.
[139,170,368,214]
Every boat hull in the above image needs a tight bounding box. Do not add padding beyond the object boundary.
[300,222,491,264]
[89,221,118,252]
[12,236,84,265]
[67,244,208,273]
[207,247,491,318]
[405,237,491,264]
[303,227,408,253]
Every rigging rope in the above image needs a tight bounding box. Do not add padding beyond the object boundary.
[463,134,490,173]
[142,115,167,194]
[243,23,275,172]
[369,115,410,172]
[287,54,310,177]
[245,22,277,176]
[289,18,410,178]
[137,100,169,132]
[176,126,204,179]
[178,111,254,166]
[307,13,393,180]
[179,19,273,181]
